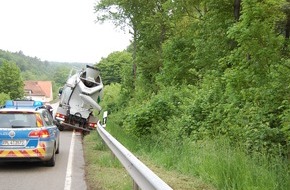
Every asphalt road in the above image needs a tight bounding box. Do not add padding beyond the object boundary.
[0,103,88,190]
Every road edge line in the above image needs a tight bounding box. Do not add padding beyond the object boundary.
[64,130,75,190]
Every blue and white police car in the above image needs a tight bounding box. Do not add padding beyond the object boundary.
[0,100,60,167]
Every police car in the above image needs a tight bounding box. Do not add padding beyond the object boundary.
[0,100,60,167]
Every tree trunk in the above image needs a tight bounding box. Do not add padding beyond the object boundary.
[234,0,241,21]
[132,27,137,83]
[285,10,290,39]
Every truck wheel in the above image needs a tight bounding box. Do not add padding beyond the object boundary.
[58,125,64,131]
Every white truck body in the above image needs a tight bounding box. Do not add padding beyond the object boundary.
[55,65,103,132]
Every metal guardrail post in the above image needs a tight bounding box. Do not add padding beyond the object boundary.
[133,180,140,190]
[97,120,173,190]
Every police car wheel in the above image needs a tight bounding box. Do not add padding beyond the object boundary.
[45,149,56,167]
[56,141,60,154]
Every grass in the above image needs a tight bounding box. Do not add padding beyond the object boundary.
[138,136,290,190]
[83,120,215,190]
[83,119,289,190]
[83,131,132,190]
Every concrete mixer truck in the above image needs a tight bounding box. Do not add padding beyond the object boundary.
[54,65,103,133]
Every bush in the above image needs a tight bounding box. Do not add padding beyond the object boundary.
[123,85,191,138]
[100,83,122,114]
[0,93,10,105]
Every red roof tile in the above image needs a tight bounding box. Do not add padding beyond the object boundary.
[24,81,52,98]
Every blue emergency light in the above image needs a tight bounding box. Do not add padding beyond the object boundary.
[4,100,43,108]
[33,101,43,107]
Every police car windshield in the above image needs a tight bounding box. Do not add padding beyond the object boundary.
[0,113,37,128]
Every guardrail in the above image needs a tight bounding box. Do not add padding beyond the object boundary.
[97,112,173,190]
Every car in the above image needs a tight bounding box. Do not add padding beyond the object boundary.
[0,100,60,167]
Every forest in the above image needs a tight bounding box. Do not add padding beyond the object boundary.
[96,0,290,158]
[95,0,290,189]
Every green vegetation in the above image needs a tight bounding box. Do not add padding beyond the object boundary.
[83,131,133,190]
[0,0,289,189]
[83,124,216,190]
[93,0,290,189]
[0,49,87,99]
[97,51,133,85]
[0,61,24,99]
[0,93,10,105]
[92,83,289,189]
[112,121,288,190]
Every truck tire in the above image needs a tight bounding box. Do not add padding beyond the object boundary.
[58,124,64,131]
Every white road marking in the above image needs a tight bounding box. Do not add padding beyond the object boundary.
[64,130,76,190]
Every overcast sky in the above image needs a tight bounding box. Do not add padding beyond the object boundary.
[0,0,131,63]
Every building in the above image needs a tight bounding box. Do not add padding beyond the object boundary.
[24,81,53,103]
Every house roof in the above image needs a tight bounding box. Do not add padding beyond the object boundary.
[24,81,52,98]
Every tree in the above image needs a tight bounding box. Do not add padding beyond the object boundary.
[94,0,290,156]
[53,66,70,86]
[0,61,24,99]
[95,0,172,90]
[97,51,132,85]
[0,92,10,105]
[95,0,141,81]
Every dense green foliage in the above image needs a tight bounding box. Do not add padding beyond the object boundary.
[0,50,54,81]
[97,51,132,85]
[0,61,24,99]
[96,1,290,188]
[103,111,289,189]
[0,93,10,105]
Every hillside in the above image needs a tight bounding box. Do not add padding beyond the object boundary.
[0,49,92,98]
[0,49,88,81]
